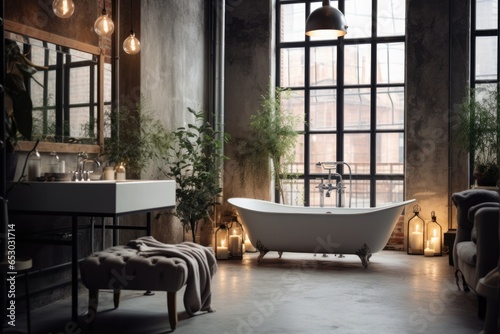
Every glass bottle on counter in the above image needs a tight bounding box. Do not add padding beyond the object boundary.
[49,151,60,173]
[28,149,41,180]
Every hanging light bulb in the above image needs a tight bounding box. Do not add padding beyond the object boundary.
[94,1,115,37]
[123,0,141,55]
[52,0,75,19]
[123,31,141,55]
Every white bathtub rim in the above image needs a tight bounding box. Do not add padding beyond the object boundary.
[227,197,416,214]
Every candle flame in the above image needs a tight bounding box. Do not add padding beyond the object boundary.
[221,240,225,247]
[232,229,236,235]
[416,224,419,232]
[433,229,436,237]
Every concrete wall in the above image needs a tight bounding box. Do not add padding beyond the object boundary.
[405,0,469,239]
[138,0,210,245]
[223,0,274,209]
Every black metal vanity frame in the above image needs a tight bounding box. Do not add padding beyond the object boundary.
[9,205,173,323]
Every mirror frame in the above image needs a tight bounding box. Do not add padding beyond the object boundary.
[4,20,104,154]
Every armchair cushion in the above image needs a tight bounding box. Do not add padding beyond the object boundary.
[456,241,476,266]
[452,189,499,268]
[468,202,500,243]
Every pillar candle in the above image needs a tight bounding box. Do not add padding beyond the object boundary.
[424,240,434,257]
[217,240,229,260]
[410,226,423,252]
[229,234,242,256]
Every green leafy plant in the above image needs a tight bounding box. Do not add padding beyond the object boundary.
[456,85,500,186]
[102,98,172,177]
[165,108,229,243]
[236,87,302,203]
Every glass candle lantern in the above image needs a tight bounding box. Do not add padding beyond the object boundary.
[407,205,425,255]
[214,223,229,260]
[425,211,442,256]
[227,217,244,259]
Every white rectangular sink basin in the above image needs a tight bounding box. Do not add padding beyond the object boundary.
[7,180,176,215]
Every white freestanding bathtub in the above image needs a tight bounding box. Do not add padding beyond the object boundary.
[227,197,416,267]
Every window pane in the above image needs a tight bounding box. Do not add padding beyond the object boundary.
[282,179,305,206]
[280,3,306,42]
[70,67,91,104]
[376,180,404,204]
[344,88,370,130]
[350,180,370,208]
[345,0,372,39]
[344,44,371,85]
[310,46,337,86]
[476,0,498,30]
[310,134,336,172]
[344,133,370,174]
[376,87,404,130]
[309,89,336,130]
[70,106,95,139]
[290,135,305,174]
[280,48,305,87]
[475,36,498,81]
[104,63,112,102]
[377,43,405,84]
[281,89,305,131]
[376,132,404,174]
[32,108,56,141]
[377,0,406,37]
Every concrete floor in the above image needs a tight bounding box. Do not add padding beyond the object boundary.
[6,250,485,334]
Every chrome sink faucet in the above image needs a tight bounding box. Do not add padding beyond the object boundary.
[74,152,100,181]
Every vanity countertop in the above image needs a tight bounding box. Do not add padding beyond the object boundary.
[7,180,176,215]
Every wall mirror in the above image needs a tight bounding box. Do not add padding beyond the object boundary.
[4,20,108,154]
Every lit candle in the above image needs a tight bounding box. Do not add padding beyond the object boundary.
[424,240,434,257]
[217,239,229,260]
[244,234,257,252]
[229,230,242,256]
[410,224,423,252]
[430,229,440,254]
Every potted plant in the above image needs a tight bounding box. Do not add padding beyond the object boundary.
[456,85,500,186]
[101,98,172,178]
[165,108,229,244]
[235,87,302,204]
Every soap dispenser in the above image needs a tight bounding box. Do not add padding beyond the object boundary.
[115,162,126,180]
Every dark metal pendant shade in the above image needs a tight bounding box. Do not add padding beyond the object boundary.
[305,0,348,37]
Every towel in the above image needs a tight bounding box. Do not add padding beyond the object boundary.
[127,236,217,316]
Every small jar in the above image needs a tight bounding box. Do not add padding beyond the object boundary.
[28,149,41,180]
[115,163,126,181]
[103,166,115,180]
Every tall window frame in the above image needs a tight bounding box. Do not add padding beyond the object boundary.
[276,0,406,207]
[470,0,498,183]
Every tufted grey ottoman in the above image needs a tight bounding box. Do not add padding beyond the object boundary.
[80,245,188,330]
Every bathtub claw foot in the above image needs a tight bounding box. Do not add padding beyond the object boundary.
[356,243,372,268]
[256,240,269,262]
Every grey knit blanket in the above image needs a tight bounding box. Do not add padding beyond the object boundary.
[128,236,217,316]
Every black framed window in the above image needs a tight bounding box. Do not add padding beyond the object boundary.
[276,0,406,207]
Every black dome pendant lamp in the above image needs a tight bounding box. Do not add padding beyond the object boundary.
[305,0,348,38]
